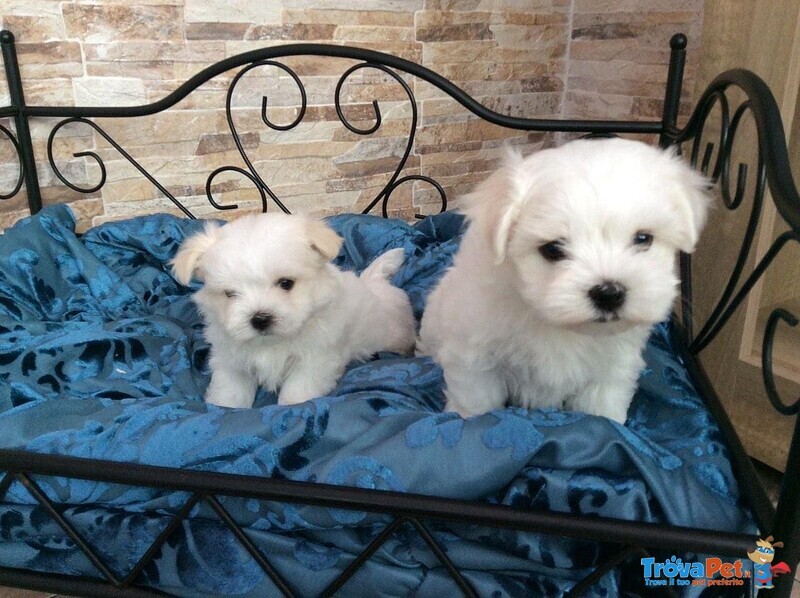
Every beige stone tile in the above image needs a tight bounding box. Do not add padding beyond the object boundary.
[424,0,568,10]
[562,91,634,120]
[99,111,228,146]
[568,38,672,63]
[184,0,281,25]
[74,0,184,4]
[62,4,184,43]
[13,79,75,106]
[422,41,564,65]
[73,77,147,107]
[0,210,31,229]
[186,22,250,40]
[416,10,568,28]
[572,0,702,13]
[245,23,338,41]
[332,26,416,43]
[2,15,65,42]
[0,2,62,17]
[567,75,667,98]
[83,41,226,64]
[15,42,82,79]
[287,0,423,12]
[281,9,414,27]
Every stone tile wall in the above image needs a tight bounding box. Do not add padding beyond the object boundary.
[0,1,703,230]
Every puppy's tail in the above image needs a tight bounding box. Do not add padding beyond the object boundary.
[360,248,405,281]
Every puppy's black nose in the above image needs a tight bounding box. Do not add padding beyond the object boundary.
[250,312,274,332]
[588,281,627,313]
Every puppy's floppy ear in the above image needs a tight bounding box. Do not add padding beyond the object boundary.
[462,146,528,264]
[305,219,343,261]
[668,153,712,253]
[171,222,221,285]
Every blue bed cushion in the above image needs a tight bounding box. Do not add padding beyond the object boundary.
[0,206,754,597]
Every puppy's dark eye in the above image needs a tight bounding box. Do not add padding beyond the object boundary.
[277,278,295,291]
[633,231,653,249]
[538,240,567,262]
[224,289,238,298]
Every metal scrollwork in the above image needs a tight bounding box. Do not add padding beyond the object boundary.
[40,56,450,221]
[0,123,23,199]
[217,58,448,218]
[334,62,446,218]
[206,166,267,212]
[686,90,729,179]
[762,308,800,416]
[335,63,384,136]
[47,116,195,218]
[676,84,773,354]
[673,71,800,420]
[47,118,107,194]
[382,175,446,219]
[219,59,308,214]
[685,100,770,353]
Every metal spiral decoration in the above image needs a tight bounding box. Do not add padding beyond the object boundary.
[334,62,446,218]
[42,57,449,220]
[674,71,800,418]
[0,123,23,200]
[214,59,448,218]
[762,308,800,416]
[216,59,309,213]
[47,117,195,219]
[382,175,446,219]
[677,93,768,354]
[205,165,267,213]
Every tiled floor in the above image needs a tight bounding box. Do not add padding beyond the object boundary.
[1,463,797,597]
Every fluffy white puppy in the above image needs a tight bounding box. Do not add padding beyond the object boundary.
[419,138,710,423]
[172,213,416,408]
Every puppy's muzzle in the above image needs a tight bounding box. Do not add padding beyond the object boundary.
[588,281,627,315]
[250,312,274,333]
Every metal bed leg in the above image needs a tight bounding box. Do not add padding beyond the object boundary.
[770,417,800,598]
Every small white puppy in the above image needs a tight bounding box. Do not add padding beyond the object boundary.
[419,138,710,423]
[173,213,416,408]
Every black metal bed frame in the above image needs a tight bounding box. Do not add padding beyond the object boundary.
[0,29,797,597]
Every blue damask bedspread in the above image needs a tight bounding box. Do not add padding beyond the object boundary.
[0,206,754,596]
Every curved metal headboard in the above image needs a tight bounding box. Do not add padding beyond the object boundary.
[0,29,672,220]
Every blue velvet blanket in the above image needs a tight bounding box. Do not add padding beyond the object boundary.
[0,206,753,596]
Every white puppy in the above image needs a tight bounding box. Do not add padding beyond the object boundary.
[172,213,416,408]
[419,138,710,423]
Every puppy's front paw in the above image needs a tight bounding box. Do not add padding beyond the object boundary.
[599,403,629,425]
[571,382,632,424]
[278,363,342,406]
[442,367,506,418]
[205,370,257,408]
[277,388,316,406]
[205,390,255,409]
[444,399,477,418]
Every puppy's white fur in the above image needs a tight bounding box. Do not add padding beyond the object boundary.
[173,213,416,408]
[419,138,710,423]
